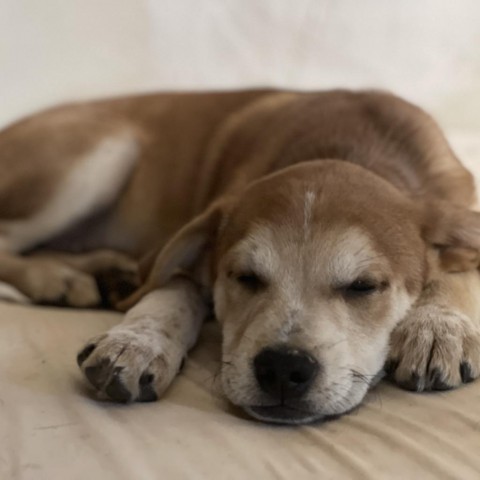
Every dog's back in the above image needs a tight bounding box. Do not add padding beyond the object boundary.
[1,89,475,255]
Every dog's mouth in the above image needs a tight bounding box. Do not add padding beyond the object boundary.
[244,404,325,425]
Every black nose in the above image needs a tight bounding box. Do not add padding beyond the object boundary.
[253,347,319,400]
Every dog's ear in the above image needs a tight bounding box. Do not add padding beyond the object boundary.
[421,199,480,272]
[116,199,230,311]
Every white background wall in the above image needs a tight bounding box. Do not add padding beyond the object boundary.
[1,0,480,132]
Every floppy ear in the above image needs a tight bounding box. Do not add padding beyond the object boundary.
[116,200,228,311]
[421,200,480,272]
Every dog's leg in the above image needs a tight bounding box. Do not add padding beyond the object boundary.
[0,251,101,307]
[77,277,208,402]
[0,249,139,307]
[0,119,139,304]
[387,269,480,391]
[29,249,140,307]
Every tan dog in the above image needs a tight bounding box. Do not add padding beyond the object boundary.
[1,89,479,424]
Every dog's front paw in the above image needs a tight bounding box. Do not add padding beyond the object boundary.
[387,305,480,391]
[77,325,183,402]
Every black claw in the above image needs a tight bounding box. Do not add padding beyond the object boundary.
[460,362,474,383]
[430,369,452,391]
[77,344,96,366]
[84,359,112,389]
[399,372,422,392]
[105,368,132,403]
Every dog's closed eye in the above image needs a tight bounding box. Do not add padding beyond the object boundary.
[230,271,266,292]
[341,279,389,298]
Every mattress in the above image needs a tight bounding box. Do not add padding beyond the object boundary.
[0,134,479,480]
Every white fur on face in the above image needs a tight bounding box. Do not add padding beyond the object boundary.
[303,189,316,240]
[1,131,138,253]
[215,219,416,424]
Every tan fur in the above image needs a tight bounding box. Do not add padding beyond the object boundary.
[1,89,479,424]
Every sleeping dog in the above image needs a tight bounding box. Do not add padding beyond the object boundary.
[1,89,479,424]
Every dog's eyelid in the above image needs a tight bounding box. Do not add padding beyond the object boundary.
[336,277,390,296]
[228,269,267,292]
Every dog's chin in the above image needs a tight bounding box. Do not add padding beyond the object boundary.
[243,405,333,425]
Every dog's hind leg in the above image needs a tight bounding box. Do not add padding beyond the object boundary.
[0,248,140,308]
[28,249,141,308]
[0,109,140,306]
[0,129,139,254]
[0,250,102,307]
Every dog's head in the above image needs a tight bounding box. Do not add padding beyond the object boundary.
[137,160,480,424]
